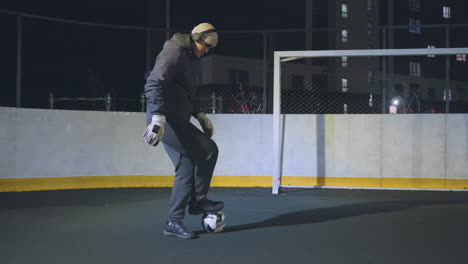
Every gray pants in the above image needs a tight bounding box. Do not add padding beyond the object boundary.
[161,119,218,220]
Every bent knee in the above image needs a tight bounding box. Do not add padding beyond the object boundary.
[196,139,217,161]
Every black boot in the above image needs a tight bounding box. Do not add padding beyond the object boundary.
[163,220,196,239]
[188,199,224,215]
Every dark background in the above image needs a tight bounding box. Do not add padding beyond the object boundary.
[0,0,308,109]
[1,0,467,112]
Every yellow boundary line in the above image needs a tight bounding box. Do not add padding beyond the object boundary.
[1,176,468,192]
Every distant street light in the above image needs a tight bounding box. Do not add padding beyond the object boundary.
[390,97,401,114]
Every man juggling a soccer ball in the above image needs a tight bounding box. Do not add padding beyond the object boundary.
[143,22,224,239]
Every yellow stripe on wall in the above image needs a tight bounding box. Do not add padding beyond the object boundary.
[210,176,272,187]
[382,178,446,189]
[446,179,468,189]
[1,176,468,192]
[0,175,272,192]
[283,177,468,189]
[5,176,175,192]
[282,176,381,187]
[0,179,17,192]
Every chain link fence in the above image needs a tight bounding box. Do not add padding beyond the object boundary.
[281,57,379,114]
[1,10,467,114]
[280,53,468,114]
[194,83,263,114]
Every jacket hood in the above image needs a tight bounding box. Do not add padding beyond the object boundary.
[168,33,192,51]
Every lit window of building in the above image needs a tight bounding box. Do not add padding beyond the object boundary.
[341,78,348,93]
[456,54,467,62]
[409,18,421,34]
[341,30,348,43]
[443,6,451,19]
[341,3,348,18]
[410,62,421,77]
[427,45,435,58]
[342,78,348,92]
[342,56,348,67]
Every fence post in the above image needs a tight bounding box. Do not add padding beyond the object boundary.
[262,32,268,114]
[218,97,223,114]
[382,28,387,113]
[445,25,450,113]
[49,92,54,109]
[106,93,111,111]
[16,15,23,108]
[211,92,217,113]
[140,93,146,112]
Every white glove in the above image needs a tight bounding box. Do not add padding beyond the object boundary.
[143,115,166,146]
[196,112,213,137]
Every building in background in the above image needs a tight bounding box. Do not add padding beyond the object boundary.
[149,0,468,114]
[385,0,468,112]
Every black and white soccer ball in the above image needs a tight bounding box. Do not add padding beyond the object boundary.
[201,211,225,233]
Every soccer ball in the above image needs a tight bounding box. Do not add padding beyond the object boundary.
[202,211,225,233]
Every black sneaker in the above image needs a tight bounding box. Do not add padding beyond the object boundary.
[162,220,196,239]
[188,199,224,215]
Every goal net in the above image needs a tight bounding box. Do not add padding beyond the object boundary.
[272,48,468,194]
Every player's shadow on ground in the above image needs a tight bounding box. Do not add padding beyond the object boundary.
[198,199,468,234]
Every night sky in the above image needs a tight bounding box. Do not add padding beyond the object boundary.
[1,0,467,110]
[0,0,307,109]
[1,0,305,29]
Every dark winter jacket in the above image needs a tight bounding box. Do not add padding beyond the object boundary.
[144,33,201,124]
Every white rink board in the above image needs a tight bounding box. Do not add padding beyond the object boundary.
[0,108,17,178]
[1,107,467,182]
[282,115,318,176]
[446,114,468,180]
[210,114,273,176]
[323,115,382,178]
[382,114,446,179]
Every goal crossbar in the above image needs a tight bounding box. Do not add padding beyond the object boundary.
[272,47,468,194]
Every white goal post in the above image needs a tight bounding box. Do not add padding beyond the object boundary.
[272,47,468,194]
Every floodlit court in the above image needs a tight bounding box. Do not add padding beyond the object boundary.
[1,187,468,263]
